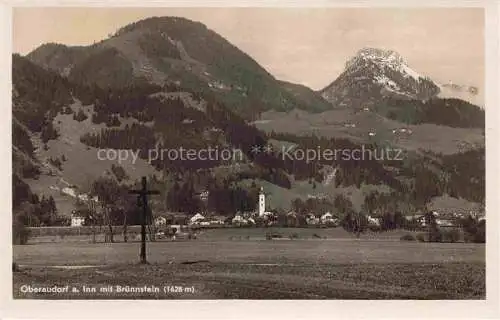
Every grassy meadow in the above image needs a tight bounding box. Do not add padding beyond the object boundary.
[13,228,485,299]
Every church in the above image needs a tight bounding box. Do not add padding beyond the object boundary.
[258,187,272,217]
[258,187,265,216]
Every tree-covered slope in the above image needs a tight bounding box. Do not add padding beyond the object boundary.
[27,16,333,119]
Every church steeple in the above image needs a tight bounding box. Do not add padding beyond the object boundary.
[258,187,265,216]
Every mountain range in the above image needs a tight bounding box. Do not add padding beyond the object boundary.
[13,16,485,219]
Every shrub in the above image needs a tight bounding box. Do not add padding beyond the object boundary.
[459,216,485,243]
[416,233,426,242]
[111,164,129,182]
[473,220,485,243]
[368,225,382,232]
[288,232,299,240]
[400,233,416,241]
[21,161,41,179]
[403,218,422,231]
[428,227,443,243]
[73,108,88,122]
[41,122,59,143]
[62,106,73,114]
[106,115,121,127]
[325,220,339,228]
[12,220,30,245]
[266,232,282,240]
[49,157,63,170]
[442,228,461,243]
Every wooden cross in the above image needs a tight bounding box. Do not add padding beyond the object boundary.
[129,176,160,264]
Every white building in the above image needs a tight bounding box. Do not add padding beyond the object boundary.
[232,214,247,225]
[154,216,167,226]
[306,213,320,225]
[320,212,333,222]
[78,194,89,202]
[258,187,266,216]
[70,211,85,227]
[436,219,454,227]
[367,215,381,226]
[61,187,77,198]
[190,213,205,224]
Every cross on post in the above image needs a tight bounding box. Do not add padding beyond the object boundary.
[129,176,160,264]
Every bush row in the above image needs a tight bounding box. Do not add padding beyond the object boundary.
[400,227,483,243]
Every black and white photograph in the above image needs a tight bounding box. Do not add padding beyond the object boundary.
[6,5,495,307]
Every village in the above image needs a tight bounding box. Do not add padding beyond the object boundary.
[57,183,484,240]
[10,9,489,304]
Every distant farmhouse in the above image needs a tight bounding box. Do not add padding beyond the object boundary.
[70,210,85,227]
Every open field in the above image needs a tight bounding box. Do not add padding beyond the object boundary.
[14,261,485,299]
[26,226,424,243]
[14,240,484,266]
[13,238,485,299]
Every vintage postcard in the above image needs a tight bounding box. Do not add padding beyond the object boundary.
[3,2,499,319]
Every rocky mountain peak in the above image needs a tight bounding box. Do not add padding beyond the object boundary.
[346,47,405,70]
[320,47,439,106]
[345,47,421,83]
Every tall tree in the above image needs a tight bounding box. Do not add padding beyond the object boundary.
[91,177,122,243]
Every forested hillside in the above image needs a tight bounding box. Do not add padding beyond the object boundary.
[374,97,485,128]
[13,17,485,227]
[27,16,334,119]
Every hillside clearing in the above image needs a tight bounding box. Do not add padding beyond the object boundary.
[256,109,484,155]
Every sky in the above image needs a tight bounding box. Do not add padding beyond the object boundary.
[13,7,484,92]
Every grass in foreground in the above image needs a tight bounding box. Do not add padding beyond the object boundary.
[13,261,485,299]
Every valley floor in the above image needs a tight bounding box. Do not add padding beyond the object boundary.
[13,239,485,299]
[13,261,485,299]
